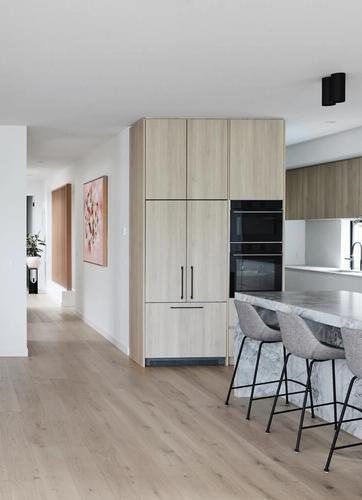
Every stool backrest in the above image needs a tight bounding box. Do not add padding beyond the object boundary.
[341,327,362,379]
[276,311,320,359]
[234,300,274,341]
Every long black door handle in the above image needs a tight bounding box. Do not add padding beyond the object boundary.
[181,266,184,300]
[190,266,194,300]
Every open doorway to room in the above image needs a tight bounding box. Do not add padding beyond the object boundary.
[26,181,47,296]
[26,174,75,318]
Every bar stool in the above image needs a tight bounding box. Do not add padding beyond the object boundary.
[266,311,345,453]
[225,301,307,420]
[324,327,362,472]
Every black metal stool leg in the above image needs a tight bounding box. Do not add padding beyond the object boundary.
[324,376,357,472]
[332,359,338,430]
[283,346,289,405]
[225,336,247,405]
[246,341,264,420]
[306,359,315,418]
[266,352,291,433]
[295,360,315,452]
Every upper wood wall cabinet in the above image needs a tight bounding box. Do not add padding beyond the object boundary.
[145,119,187,199]
[286,157,362,220]
[229,119,284,200]
[285,168,304,220]
[187,119,228,199]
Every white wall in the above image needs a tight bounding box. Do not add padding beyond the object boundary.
[305,220,343,268]
[0,127,28,356]
[43,129,130,354]
[285,219,351,269]
[287,126,362,169]
[74,130,129,354]
[284,220,306,265]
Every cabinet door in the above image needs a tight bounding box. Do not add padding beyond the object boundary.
[146,201,186,302]
[145,119,186,199]
[187,201,228,302]
[336,159,362,218]
[187,119,228,199]
[145,302,227,358]
[286,168,305,220]
[317,163,337,219]
[303,166,321,219]
[229,119,284,200]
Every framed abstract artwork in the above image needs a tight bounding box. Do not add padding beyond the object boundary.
[83,175,108,266]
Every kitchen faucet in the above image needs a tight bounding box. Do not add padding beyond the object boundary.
[346,241,362,271]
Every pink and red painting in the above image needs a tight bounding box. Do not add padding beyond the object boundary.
[83,176,108,266]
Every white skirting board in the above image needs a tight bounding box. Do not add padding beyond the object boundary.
[75,310,129,356]
[0,346,28,357]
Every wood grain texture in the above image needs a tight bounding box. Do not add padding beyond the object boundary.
[229,119,284,200]
[336,158,362,218]
[187,119,228,199]
[23,294,362,499]
[129,120,145,366]
[145,201,186,303]
[285,167,305,220]
[145,302,227,358]
[145,119,187,199]
[304,165,320,220]
[286,157,362,220]
[51,184,72,289]
[187,201,228,302]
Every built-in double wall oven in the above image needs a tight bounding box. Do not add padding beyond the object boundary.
[229,200,283,297]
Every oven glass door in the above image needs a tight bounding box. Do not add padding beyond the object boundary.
[230,212,282,243]
[230,254,282,296]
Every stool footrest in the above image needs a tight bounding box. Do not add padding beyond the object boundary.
[252,390,305,402]
[303,421,337,430]
[334,442,362,451]
[230,379,285,390]
[230,377,307,392]
[273,401,335,415]
[302,416,362,430]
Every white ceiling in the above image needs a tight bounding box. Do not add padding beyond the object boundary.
[2,0,362,165]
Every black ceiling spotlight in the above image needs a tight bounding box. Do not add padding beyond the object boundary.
[322,72,346,106]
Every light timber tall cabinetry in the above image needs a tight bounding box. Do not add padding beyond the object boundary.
[130,118,285,366]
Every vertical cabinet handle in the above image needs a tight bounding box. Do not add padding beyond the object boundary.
[180,266,184,300]
[190,266,194,300]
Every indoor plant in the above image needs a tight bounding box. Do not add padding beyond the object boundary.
[26,233,46,268]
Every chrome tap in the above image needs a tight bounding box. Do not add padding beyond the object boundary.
[346,241,362,271]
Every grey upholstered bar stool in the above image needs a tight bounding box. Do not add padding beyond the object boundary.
[225,301,306,420]
[266,311,345,453]
[325,327,362,472]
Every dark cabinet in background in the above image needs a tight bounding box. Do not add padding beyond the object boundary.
[286,157,362,220]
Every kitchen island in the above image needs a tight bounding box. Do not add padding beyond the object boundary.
[234,290,362,438]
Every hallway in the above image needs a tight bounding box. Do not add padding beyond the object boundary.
[0,296,356,498]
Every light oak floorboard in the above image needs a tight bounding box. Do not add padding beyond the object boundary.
[7,295,359,499]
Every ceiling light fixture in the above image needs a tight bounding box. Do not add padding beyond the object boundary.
[322,72,346,106]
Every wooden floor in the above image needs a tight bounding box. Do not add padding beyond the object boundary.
[0,295,359,498]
